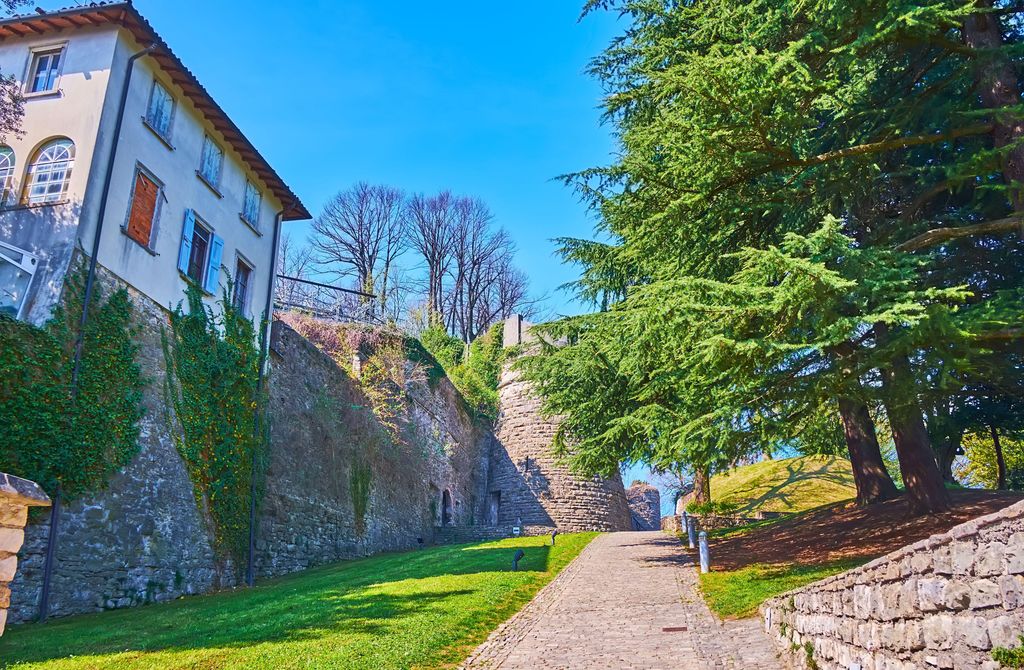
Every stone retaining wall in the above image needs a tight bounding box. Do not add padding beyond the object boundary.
[626,482,661,531]
[762,499,1024,670]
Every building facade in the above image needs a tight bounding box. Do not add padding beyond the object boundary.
[0,2,308,327]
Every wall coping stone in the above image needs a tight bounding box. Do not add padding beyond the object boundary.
[0,474,50,509]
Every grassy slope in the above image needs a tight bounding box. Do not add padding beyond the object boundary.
[0,533,596,670]
[699,560,862,618]
[711,455,857,514]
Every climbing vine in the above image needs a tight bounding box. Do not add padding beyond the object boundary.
[0,269,143,498]
[163,283,265,567]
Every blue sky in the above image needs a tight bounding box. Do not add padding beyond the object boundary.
[90,0,624,319]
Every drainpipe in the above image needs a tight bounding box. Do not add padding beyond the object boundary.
[246,209,284,587]
[39,43,156,624]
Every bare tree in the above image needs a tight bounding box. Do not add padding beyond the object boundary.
[442,198,521,342]
[407,191,457,320]
[275,232,316,308]
[310,183,407,316]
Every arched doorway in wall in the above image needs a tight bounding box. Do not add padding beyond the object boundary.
[441,490,453,526]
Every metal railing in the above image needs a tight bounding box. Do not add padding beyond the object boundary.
[274,274,382,325]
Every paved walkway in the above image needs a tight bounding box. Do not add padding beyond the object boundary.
[461,531,785,669]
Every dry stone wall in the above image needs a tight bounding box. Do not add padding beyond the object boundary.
[762,499,1024,670]
[490,365,632,533]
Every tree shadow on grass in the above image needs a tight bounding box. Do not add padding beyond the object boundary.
[723,459,853,514]
[0,543,552,666]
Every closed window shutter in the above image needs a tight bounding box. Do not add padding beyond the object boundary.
[204,234,224,294]
[126,172,158,247]
[177,209,195,274]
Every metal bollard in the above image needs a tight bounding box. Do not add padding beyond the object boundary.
[698,531,710,573]
[686,516,697,549]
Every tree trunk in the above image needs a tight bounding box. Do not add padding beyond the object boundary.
[992,424,1007,490]
[837,397,900,505]
[692,466,711,505]
[935,432,962,484]
[874,324,949,514]
[963,1,1024,210]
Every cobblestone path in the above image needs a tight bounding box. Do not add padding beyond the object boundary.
[461,531,786,669]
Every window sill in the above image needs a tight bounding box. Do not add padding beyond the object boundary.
[178,271,214,296]
[23,88,61,100]
[195,171,223,198]
[121,228,159,256]
[3,200,69,212]
[141,118,175,150]
[239,213,263,236]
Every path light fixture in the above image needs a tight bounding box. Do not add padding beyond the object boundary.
[417,538,424,549]
[512,549,525,571]
[550,530,558,546]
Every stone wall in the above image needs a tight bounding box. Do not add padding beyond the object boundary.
[762,499,1024,670]
[10,272,493,622]
[489,365,632,533]
[627,482,661,531]
[0,474,49,634]
[9,267,223,624]
[254,321,491,577]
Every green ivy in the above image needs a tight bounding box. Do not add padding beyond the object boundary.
[163,283,265,568]
[994,636,1024,668]
[0,269,143,498]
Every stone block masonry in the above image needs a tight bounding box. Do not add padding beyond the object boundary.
[489,365,633,533]
[626,481,661,531]
[762,499,1024,670]
[0,473,50,634]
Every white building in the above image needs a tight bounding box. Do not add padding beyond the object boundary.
[0,1,309,327]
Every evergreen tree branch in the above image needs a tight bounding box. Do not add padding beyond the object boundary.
[896,215,1024,252]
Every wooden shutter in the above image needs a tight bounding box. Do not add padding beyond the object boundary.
[204,234,224,294]
[126,171,159,247]
[177,209,195,274]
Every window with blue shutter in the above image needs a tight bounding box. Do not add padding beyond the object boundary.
[204,234,224,294]
[177,209,195,274]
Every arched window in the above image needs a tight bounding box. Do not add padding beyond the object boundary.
[23,138,74,206]
[0,146,15,205]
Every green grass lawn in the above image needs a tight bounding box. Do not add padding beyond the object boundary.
[0,533,596,670]
[698,559,863,619]
[710,455,857,514]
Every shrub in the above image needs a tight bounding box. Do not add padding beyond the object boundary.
[686,500,741,516]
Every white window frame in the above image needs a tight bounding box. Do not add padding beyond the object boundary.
[121,162,165,252]
[186,214,214,286]
[0,239,38,320]
[24,43,67,96]
[23,138,75,206]
[241,179,262,231]
[232,253,254,316]
[0,145,16,207]
[197,135,224,193]
[143,79,176,146]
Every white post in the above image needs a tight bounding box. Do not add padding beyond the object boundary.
[698,531,710,573]
[686,516,697,549]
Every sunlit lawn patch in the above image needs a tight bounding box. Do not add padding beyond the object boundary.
[0,533,596,670]
[698,560,863,619]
